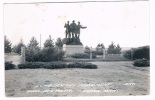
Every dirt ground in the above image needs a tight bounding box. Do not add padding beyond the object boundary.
[5,61,149,97]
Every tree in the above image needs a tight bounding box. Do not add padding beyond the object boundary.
[115,44,121,54]
[4,36,12,53]
[96,43,105,50]
[38,36,64,62]
[133,46,149,60]
[107,42,122,54]
[44,35,54,47]
[26,37,40,61]
[95,43,105,55]
[84,46,91,53]
[100,43,105,49]
[55,38,63,49]
[123,46,149,60]
[12,39,24,54]
[107,41,116,54]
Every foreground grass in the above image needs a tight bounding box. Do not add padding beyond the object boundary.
[5,61,149,97]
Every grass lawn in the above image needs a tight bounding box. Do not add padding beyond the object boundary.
[5,61,149,97]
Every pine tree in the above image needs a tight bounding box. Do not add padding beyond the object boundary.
[4,36,12,53]
[107,41,116,54]
[26,37,40,61]
[12,39,24,54]
[55,38,63,49]
[44,35,54,47]
[116,44,121,54]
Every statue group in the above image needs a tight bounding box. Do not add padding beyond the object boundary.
[64,20,87,40]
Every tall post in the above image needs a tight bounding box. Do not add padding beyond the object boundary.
[103,49,106,60]
[90,46,92,60]
[21,46,25,63]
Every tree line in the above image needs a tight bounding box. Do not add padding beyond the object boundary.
[84,42,122,55]
[4,35,64,62]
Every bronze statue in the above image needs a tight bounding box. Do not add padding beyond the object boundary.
[64,20,87,40]
[64,21,71,38]
[76,21,87,39]
[69,20,77,38]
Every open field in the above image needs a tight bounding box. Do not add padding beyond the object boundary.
[5,61,149,97]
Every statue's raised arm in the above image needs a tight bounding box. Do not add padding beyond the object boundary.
[76,21,87,39]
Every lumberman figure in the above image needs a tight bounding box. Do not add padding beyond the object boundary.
[64,21,71,38]
[76,21,87,39]
[69,20,77,38]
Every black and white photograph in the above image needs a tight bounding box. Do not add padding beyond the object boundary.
[1,0,152,98]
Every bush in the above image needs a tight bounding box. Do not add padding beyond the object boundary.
[5,61,16,70]
[68,62,98,69]
[133,46,149,60]
[17,62,98,69]
[133,59,150,67]
[69,53,96,59]
[38,47,65,62]
[18,62,47,69]
[43,62,67,69]
[123,50,131,59]
[123,46,150,60]
[25,47,65,62]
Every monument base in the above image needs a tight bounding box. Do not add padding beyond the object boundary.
[63,44,84,56]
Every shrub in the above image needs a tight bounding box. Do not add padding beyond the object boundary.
[38,47,65,62]
[25,47,65,62]
[123,46,150,60]
[26,49,40,62]
[18,62,44,69]
[123,50,131,59]
[43,62,67,69]
[133,59,150,67]
[17,62,98,69]
[70,53,96,59]
[5,61,16,70]
[68,62,98,69]
[133,46,150,60]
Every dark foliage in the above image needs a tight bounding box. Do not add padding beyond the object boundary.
[133,59,150,67]
[5,61,16,70]
[68,62,98,69]
[133,46,150,60]
[107,42,121,54]
[95,43,105,55]
[12,39,25,54]
[123,46,150,60]
[55,38,63,49]
[4,36,12,53]
[25,36,65,62]
[18,62,98,69]
[38,47,65,62]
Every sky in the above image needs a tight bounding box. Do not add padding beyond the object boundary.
[3,1,149,48]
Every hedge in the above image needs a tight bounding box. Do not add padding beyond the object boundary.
[5,61,16,70]
[18,62,98,69]
[123,46,150,60]
[133,59,150,67]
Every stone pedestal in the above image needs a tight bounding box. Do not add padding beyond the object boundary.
[63,44,84,56]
